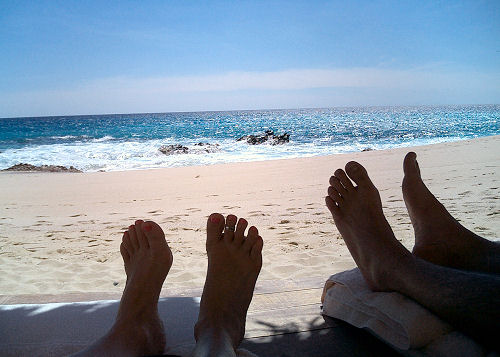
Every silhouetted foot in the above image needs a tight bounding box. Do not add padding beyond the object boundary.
[194,213,263,354]
[326,161,411,291]
[73,220,173,357]
[113,220,172,356]
[402,152,487,270]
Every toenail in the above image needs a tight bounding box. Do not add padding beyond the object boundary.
[143,223,152,232]
[210,216,220,224]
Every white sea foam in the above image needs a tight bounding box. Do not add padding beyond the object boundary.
[91,135,115,143]
[0,135,466,172]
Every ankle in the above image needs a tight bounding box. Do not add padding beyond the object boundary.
[193,324,237,357]
[377,252,416,292]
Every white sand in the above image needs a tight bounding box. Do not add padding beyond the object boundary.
[0,136,498,299]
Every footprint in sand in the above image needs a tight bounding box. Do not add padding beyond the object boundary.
[147,210,162,214]
[249,212,269,217]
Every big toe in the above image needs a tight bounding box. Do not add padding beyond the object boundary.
[207,213,224,245]
[345,161,373,187]
[142,221,167,249]
[403,152,420,178]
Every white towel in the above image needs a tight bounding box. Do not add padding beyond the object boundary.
[321,268,494,357]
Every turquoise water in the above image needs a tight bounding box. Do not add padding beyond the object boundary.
[0,105,498,172]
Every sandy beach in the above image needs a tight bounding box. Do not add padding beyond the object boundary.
[0,136,498,300]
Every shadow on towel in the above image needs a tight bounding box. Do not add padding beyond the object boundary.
[321,268,497,357]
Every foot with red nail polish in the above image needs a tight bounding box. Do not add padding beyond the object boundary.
[193,213,263,356]
[72,220,173,357]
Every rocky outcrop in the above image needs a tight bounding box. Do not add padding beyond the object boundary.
[159,144,189,155]
[159,142,220,155]
[237,130,290,145]
[193,142,220,153]
[2,163,82,172]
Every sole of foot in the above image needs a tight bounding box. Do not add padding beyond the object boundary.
[402,152,484,270]
[326,161,411,291]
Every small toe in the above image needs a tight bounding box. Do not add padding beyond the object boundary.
[328,186,343,205]
[243,226,259,252]
[122,231,134,254]
[234,218,248,246]
[329,176,348,196]
[345,161,373,186]
[207,213,224,245]
[223,214,237,243]
[250,236,263,263]
[334,169,354,191]
[325,196,341,217]
[128,224,139,251]
[120,242,130,263]
[134,219,148,248]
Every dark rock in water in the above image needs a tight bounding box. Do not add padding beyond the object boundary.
[3,163,82,172]
[362,148,373,152]
[237,130,290,145]
[159,144,189,155]
[193,142,220,153]
[159,143,221,155]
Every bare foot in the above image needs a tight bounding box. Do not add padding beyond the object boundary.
[325,161,411,291]
[113,220,172,356]
[72,220,172,357]
[402,152,499,272]
[194,213,263,355]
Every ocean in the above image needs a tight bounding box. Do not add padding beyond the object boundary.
[0,105,498,172]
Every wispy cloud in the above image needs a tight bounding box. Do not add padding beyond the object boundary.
[1,67,499,117]
[82,67,499,92]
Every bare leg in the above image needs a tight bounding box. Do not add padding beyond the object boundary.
[403,152,500,273]
[326,162,500,346]
[72,220,173,357]
[193,213,263,357]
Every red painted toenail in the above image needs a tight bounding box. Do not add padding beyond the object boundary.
[210,216,220,224]
[143,223,152,232]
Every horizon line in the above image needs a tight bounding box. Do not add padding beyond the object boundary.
[1,103,498,120]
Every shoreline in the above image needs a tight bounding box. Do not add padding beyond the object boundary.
[0,136,499,300]
[1,134,497,175]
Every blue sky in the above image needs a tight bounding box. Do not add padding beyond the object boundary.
[1,0,499,117]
